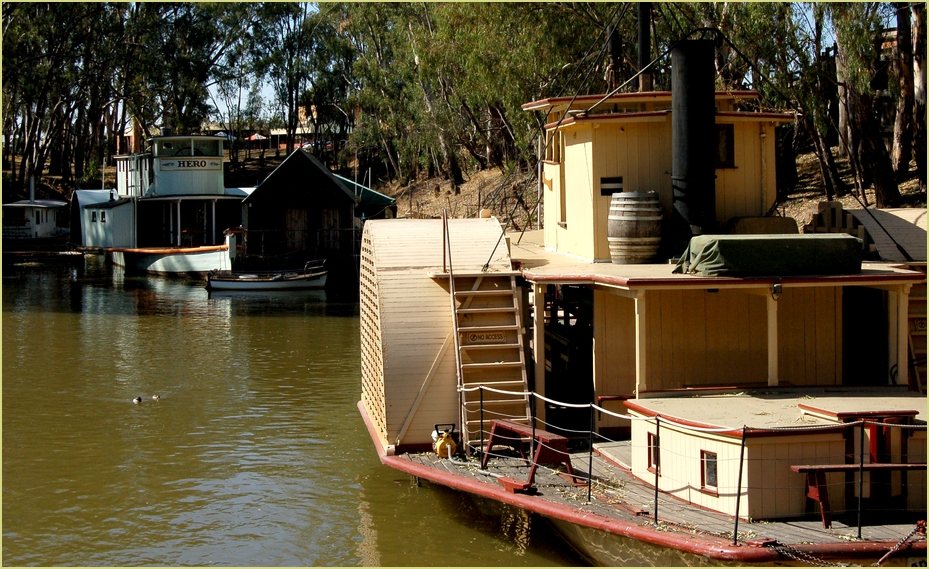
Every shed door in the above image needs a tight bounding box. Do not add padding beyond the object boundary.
[285,208,308,252]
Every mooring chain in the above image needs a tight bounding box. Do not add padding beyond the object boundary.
[872,520,927,567]
[767,542,848,567]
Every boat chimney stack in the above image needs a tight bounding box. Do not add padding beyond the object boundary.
[670,39,716,250]
[637,3,652,91]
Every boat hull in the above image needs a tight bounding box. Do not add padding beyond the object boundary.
[206,271,327,291]
[358,401,926,566]
[109,245,232,275]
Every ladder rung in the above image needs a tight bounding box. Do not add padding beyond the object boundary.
[462,380,526,387]
[457,307,515,315]
[465,417,529,427]
[461,361,523,369]
[460,343,522,350]
[458,324,519,332]
[455,289,513,297]
[462,398,528,406]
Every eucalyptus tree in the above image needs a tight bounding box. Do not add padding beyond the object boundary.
[299,6,356,166]
[2,3,122,189]
[341,3,422,183]
[831,3,902,207]
[254,2,318,156]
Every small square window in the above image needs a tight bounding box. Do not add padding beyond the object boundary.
[648,432,660,474]
[701,450,718,491]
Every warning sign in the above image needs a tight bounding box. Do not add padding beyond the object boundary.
[465,331,505,344]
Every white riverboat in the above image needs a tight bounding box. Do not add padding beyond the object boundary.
[72,135,251,275]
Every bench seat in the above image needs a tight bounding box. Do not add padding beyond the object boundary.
[791,463,927,528]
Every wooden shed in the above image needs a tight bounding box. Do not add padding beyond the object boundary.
[241,149,357,267]
[359,217,529,454]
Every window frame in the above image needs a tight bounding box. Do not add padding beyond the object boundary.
[715,124,735,169]
[647,432,660,474]
[700,449,719,496]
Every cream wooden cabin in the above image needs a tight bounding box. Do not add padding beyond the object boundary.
[523,91,793,262]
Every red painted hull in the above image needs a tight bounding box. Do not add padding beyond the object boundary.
[358,401,925,565]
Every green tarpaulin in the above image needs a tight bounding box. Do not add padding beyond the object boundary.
[673,234,863,277]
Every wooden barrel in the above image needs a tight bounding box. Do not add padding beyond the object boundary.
[607,192,662,264]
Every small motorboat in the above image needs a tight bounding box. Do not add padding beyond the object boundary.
[207,260,327,291]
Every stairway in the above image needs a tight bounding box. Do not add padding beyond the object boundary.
[450,272,532,453]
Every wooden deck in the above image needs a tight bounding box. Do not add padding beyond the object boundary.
[395,443,926,562]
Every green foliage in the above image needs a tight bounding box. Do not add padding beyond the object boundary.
[2,1,923,198]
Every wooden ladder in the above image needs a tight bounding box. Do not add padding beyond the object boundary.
[450,272,532,453]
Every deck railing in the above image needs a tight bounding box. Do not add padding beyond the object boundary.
[463,385,927,548]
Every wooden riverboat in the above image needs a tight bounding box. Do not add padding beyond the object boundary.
[358,41,926,566]
[358,218,926,566]
[207,260,327,291]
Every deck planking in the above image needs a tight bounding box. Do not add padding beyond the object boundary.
[399,445,925,551]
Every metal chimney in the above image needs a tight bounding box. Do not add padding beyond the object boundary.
[671,39,716,245]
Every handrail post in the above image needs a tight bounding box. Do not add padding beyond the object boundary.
[530,400,537,463]
[732,426,748,545]
[858,420,865,539]
[654,416,660,525]
[479,387,485,460]
[587,403,595,501]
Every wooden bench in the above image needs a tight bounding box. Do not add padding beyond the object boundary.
[791,463,927,528]
[480,419,576,493]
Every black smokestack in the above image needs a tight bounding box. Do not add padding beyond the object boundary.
[671,39,716,246]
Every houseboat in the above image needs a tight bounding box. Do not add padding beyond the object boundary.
[3,178,69,243]
[72,135,251,275]
[358,41,926,565]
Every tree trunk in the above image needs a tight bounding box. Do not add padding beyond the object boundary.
[804,115,846,201]
[775,123,797,202]
[835,41,853,157]
[892,2,914,176]
[913,3,927,193]
[858,91,902,207]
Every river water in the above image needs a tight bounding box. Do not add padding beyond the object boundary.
[2,258,583,566]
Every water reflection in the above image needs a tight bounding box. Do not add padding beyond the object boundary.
[3,260,582,566]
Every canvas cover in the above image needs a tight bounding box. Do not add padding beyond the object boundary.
[673,234,862,276]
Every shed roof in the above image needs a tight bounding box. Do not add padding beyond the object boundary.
[243,149,357,206]
[242,149,394,215]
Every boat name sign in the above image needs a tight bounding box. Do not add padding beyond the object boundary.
[160,159,222,171]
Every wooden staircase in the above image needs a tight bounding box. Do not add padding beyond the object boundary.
[449,272,532,453]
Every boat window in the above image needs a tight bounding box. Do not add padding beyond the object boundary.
[647,432,660,474]
[701,450,718,490]
[92,211,97,222]
[545,130,561,163]
[101,211,106,223]
[156,140,178,157]
[715,124,735,168]
[192,139,221,157]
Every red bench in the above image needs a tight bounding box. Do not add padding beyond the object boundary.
[480,419,576,493]
[791,463,927,528]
